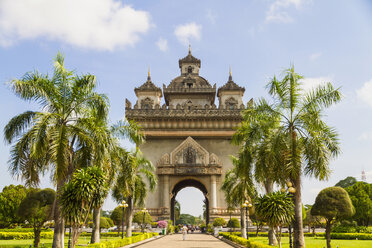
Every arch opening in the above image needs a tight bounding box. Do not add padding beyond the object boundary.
[170,179,209,225]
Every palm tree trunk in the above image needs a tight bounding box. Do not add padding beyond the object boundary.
[125,196,134,237]
[52,182,65,248]
[90,207,101,244]
[264,179,278,246]
[240,207,247,239]
[293,176,305,248]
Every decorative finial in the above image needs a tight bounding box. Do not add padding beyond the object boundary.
[189,44,191,54]
[229,65,232,81]
[147,66,151,81]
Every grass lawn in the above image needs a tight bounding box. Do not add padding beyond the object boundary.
[250,236,372,248]
[0,236,123,248]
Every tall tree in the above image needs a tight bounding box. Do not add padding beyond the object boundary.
[222,151,255,239]
[311,187,355,248]
[4,52,109,248]
[59,166,108,248]
[0,184,28,227]
[256,192,294,248]
[232,99,287,245]
[256,67,342,247]
[346,182,372,226]
[112,149,157,237]
[335,176,357,188]
[18,188,55,248]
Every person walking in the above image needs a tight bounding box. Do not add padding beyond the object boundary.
[182,225,188,241]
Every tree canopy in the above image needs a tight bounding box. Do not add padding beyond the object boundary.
[311,187,354,248]
[345,182,372,226]
[335,177,357,188]
[0,184,28,227]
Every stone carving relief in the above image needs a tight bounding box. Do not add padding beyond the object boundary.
[141,97,154,109]
[225,97,238,110]
[156,153,170,166]
[209,153,220,165]
[171,137,209,165]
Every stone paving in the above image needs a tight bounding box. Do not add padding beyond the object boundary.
[134,233,233,248]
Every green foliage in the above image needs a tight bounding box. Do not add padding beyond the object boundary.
[335,176,358,188]
[132,211,152,224]
[213,217,226,227]
[99,217,114,229]
[18,188,55,248]
[60,167,108,225]
[110,206,124,226]
[219,232,272,248]
[256,192,294,227]
[227,218,241,228]
[0,185,28,227]
[311,187,354,221]
[86,233,157,248]
[312,187,355,248]
[0,231,53,240]
[345,182,372,226]
[175,214,197,225]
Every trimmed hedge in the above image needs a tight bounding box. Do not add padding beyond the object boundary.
[223,232,372,241]
[330,233,372,240]
[220,232,271,248]
[0,228,51,233]
[79,232,143,237]
[0,231,53,240]
[87,233,157,248]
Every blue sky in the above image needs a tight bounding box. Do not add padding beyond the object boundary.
[1,0,372,217]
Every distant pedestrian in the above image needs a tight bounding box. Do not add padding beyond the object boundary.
[182,225,188,240]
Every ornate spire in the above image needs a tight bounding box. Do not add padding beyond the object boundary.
[148,66,151,81]
[229,65,232,81]
[189,44,191,54]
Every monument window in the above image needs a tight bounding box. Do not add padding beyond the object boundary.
[187,66,193,74]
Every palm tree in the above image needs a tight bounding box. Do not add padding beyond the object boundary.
[4,53,109,248]
[256,192,294,248]
[222,151,255,239]
[112,149,157,237]
[232,99,287,245]
[60,166,108,248]
[256,66,342,247]
[89,119,144,243]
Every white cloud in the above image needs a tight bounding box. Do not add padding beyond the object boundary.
[206,10,217,24]
[309,52,322,61]
[156,38,168,52]
[266,0,309,23]
[174,22,202,46]
[301,76,333,92]
[0,0,151,51]
[358,131,372,141]
[357,79,372,107]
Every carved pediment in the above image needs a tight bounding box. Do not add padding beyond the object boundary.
[171,137,209,165]
[156,153,170,166]
[156,137,222,170]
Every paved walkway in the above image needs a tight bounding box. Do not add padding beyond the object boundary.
[134,233,233,248]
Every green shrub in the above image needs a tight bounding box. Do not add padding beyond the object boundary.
[219,232,271,248]
[0,231,53,240]
[0,228,51,232]
[213,218,226,227]
[87,233,157,248]
[227,218,240,228]
[207,224,213,233]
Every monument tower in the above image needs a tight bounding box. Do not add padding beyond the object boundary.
[125,48,246,223]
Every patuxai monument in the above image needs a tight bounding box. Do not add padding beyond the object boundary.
[125,48,246,224]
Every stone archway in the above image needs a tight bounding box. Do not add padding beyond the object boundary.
[170,179,209,225]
